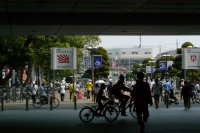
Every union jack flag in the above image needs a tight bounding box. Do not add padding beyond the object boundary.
[57,54,69,63]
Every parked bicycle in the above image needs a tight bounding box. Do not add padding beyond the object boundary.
[79,100,118,123]
[33,92,60,108]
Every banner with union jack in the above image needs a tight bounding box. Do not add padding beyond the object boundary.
[51,47,77,70]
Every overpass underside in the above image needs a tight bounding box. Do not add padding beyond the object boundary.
[0,0,200,35]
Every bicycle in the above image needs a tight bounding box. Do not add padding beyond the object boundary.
[79,100,118,123]
[162,90,170,108]
[110,98,137,119]
[33,92,60,108]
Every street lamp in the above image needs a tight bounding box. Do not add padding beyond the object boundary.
[162,54,170,79]
[86,45,97,102]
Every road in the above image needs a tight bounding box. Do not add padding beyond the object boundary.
[1,100,200,133]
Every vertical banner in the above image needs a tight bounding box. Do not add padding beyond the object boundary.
[93,55,102,68]
[83,56,91,69]
[159,61,167,70]
[182,48,200,69]
[51,47,77,70]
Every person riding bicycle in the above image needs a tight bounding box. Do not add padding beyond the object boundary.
[39,83,48,104]
[112,74,131,116]
[96,83,108,116]
[163,80,172,101]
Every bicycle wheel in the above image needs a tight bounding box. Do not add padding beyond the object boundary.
[107,100,121,113]
[79,107,94,123]
[50,98,60,108]
[33,97,42,108]
[129,103,137,119]
[104,106,118,122]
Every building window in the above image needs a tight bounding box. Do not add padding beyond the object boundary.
[122,52,126,54]
[132,52,138,54]
[145,52,151,54]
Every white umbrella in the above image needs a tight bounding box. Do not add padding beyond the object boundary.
[95,80,105,84]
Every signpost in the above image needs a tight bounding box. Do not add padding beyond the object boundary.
[182,48,200,80]
[51,47,77,110]
[182,48,200,69]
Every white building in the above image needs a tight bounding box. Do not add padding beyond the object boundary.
[107,47,153,65]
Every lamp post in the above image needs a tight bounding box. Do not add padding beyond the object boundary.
[162,54,170,79]
[86,45,97,102]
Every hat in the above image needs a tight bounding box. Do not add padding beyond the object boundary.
[88,79,92,82]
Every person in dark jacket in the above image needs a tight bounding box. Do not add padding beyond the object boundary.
[113,74,131,116]
[181,80,192,110]
[96,84,108,115]
[131,72,153,133]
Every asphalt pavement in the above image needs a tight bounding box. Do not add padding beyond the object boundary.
[1,98,200,133]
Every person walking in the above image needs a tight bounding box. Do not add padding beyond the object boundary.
[93,83,100,103]
[68,81,73,101]
[60,83,66,101]
[151,77,163,109]
[131,72,153,133]
[30,81,38,103]
[181,80,192,110]
[85,79,93,100]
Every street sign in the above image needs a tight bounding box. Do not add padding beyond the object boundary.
[83,56,91,68]
[182,48,200,69]
[51,47,77,70]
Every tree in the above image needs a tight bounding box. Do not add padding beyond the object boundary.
[0,35,102,86]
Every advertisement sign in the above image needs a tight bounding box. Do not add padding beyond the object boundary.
[182,48,200,69]
[159,61,167,70]
[51,47,77,70]
[93,55,102,68]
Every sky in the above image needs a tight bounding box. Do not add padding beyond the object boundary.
[99,35,200,57]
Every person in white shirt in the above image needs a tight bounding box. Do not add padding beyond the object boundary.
[30,81,38,103]
[60,83,66,101]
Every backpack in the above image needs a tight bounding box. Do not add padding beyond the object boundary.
[109,83,117,95]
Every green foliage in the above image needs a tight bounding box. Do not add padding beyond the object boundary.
[0,35,101,85]
[181,42,193,48]
[82,46,109,80]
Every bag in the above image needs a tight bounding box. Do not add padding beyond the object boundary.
[78,91,83,99]
[109,84,117,95]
